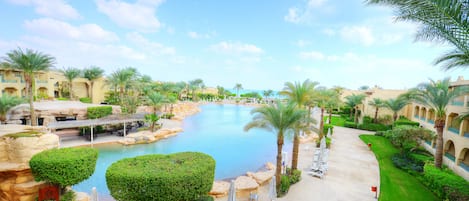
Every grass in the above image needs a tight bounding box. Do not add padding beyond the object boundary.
[324,115,346,127]
[4,131,43,138]
[359,135,438,201]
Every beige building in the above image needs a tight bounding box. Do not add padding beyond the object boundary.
[412,76,469,180]
[0,69,107,104]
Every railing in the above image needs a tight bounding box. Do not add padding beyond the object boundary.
[451,100,464,106]
[460,163,469,172]
[428,119,434,124]
[448,127,459,134]
[36,80,48,84]
[464,132,469,138]
[445,153,456,162]
[425,140,431,146]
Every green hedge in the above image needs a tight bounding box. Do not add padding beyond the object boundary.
[79,97,92,103]
[87,106,112,119]
[106,152,215,201]
[422,164,469,201]
[357,123,391,131]
[394,119,420,127]
[323,124,334,136]
[29,147,98,187]
[279,175,290,196]
[344,121,357,128]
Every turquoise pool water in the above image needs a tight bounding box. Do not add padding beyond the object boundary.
[73,104,292,196]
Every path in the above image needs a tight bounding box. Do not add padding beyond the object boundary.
[277,126,379,201]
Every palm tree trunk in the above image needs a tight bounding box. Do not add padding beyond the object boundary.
[434,119,445,168]
[328,108,332,124]
[275,132,284,193]
[69,82,73,100]
[27,75,37,126]
[354,106,359,124]
[90,82,94,103]
[374,107,379,123]
[291,129,300,170]
[393,112,398,122]
[349,108,353,120]
[320,107,325,137]
[307,106,312,127]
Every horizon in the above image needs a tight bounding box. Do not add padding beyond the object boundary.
[0,0,467,91]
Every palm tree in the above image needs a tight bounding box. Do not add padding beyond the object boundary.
[234,83,243,98]
[188,79,204,101]
[407,78,469,168]
[83,66,104,102]
[62,67,81,100]
[244,101,305,192]
[0,95,24,124]
[384,96,409,122]
[312,89,337,137]
[2,48,55,126]
[263,89,274,100]
[280,79,318,170]
[325,91,340,124]
[146,92,166,132]
[366,0,469,70]
[107,67,138,104]
[344,94,366,124]
[369,98,386,123]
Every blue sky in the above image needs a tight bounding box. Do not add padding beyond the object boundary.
[0,0,466,90]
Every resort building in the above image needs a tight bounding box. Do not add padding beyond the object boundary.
[412,76,469,180]
[0,68,107,103]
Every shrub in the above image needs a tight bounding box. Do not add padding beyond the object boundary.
[375,131,386,136]
[391,153,425,173]
[384,126,434,152]
[87,106,112,119]
[79,97,92,103]
[106,152,215,201]
[278,175,290,196]
[393,119,420,127]
[289,169,302,184]
[315,137,331,148]
[195,195,214,201]
[29,147,98,187]
[363,116,373,124]
[323,124,334,136]
[344,121,357,128]
[357,123,391,131]
[161,113,175,119]
[422,164,469,201]
[60,190,76,201]
[57,97,69,101]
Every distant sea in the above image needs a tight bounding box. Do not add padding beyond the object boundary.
[228,89,282,98]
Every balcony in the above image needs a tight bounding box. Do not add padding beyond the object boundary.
[460,163,469,172]
[445,153,456,162]
[425,140,431,146]
[448,127,459,134]
[36,80,48,84]
[451,100,464,106]
[465,132,469,138]
[427,119,434,124]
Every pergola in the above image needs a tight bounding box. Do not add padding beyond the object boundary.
[47,113,146,144]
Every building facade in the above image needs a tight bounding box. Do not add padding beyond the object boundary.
[411,76,469,180]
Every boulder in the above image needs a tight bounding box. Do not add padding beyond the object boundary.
[265,162,275,170]
[247,170,275,185]
[235,176,259,191]
[209,181,230,198]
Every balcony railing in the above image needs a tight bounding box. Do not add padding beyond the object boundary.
[448,127,459,134]
[1,79,18,83]
[464,132,469,138]
[445,153,456,162]
[36,80,48,84]
[460,163,469,172]
[428,119,434,124]
[451,100,464,106]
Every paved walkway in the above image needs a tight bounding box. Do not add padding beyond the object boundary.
[277,126,379,201]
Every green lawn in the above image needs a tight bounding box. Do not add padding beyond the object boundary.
[359,135,438,201]
[325,115,346,127]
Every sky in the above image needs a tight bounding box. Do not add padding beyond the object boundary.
[0,0,467,91]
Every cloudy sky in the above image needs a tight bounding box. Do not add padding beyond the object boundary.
[0,0,466,90]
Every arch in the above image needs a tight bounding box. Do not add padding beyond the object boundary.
[37,87,48,99]
[427,109,435,124]
[21,87,26,97]
[459,148,469,172]
[462,117,469,138]
[444,140,456,162]
[3,87,19,96]
[414,106,420,119]
[447,113,460,134]
[421,107,427,120]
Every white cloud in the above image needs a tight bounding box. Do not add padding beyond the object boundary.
[24,18,119,43]
[295,39,311,47]
[187,31,215,39]
[210,41,263,55]
[126,32,175,55]
[299,51,325,60]
[7,0,81,19]
[322,28,336,36]
[284,0,331,24]
[96,0,164,32]
[340,26,375,46]
[284,7,301,24]
[307,0,328,7]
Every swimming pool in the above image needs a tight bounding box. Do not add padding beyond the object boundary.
[73,104,292,196]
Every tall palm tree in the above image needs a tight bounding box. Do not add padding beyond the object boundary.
[325,91,341,124]
[366,0,469,70]
[369,98,386,123]
[83,66,104,102]
[407,78,469,168]
[263,89,274,100]
[188,79,204,101]
[146,92,166,132]
[62,67,81,100]
[0,95,24,124]
[345,94,366,124]
[234,83,243,98]
[384,95,409,122]
[279,79,318,170]
[107,67,138,104]
[2,48,55,126]
[244,101,305,192]
[312,89,337,137]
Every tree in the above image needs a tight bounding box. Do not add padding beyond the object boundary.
[234,83,243,98]
[146,92,166,132]
[188,79,204,101]
[0,95,24,124]
[366,0,469,71]
[83,66,104,102]
[407,77,469,168]
[344,94,366,124]
[107,67,138,104]
[216,86,226,99]
[244,101,305,192]
[62,67,81,100]
[369,98,386,123]
[385,125,435,153]
[311,89,337,138]
[2,48,55,126]
[279,79,318,170]
[384,95,409,121]
[263,89,274,100]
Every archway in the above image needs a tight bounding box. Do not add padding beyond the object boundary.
[459,148,469,172]
[444,140,456,162]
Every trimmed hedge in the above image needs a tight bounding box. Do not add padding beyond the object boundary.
[87,106,112,119]
[29,147,98,187]
[106,152,215,201]
[422,164,469,201]
[79,97,92,103]
[357,123,391,131]
[394,119,420,127]
[279,175,290,196]
[391,153,425,173]
[344,121,357,128]
[323,124,334,136]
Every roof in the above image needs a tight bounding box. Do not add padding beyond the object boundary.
[47,113,145,129]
